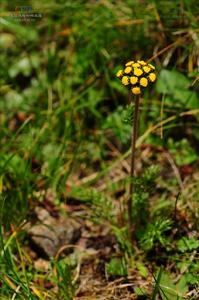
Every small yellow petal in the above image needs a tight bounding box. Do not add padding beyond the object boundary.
[125,61,134,66]
[143,66,151,73]
[130,76,138,85]
[132,62,140,68]
[148,73,156,82]
[116,70,123,78]
[124,66,132,74]
[140,77,148,87]
[131,87,141,95]
[134,68,143,77]
[121,76,129,85]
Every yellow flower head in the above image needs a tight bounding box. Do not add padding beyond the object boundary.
[138,60,147,66]
[149,63,155,70]
[116,69,123,78]
[132,62,140,68]
[132,87,141,95]
[125,61,134,66]
[124,66,132,74]
[148,73,156,82]
[134,68,143,77]
[143,66,151,73]
[116,59,156,94]
[130,76,138,85]
[140,77,148,87]
[121,76,129,86]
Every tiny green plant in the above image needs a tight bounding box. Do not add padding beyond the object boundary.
[116,60,156,241]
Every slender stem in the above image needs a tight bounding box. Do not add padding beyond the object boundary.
[174,191,180,225]
[128,95,140,239]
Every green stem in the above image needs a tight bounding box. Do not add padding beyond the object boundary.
[128,95,140,240]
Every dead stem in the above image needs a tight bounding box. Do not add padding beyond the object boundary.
[128,95,140,241]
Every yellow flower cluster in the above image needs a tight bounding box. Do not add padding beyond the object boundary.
[116,60,156,95]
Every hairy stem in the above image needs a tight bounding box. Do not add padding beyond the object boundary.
[128,95,140,240]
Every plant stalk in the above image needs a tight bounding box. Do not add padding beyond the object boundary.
[128,95,140,240]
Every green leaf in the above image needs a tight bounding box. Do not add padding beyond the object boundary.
[157,69,189,94]
[156,69,198,109]
[136,262,149,278]
[158,271,188,300]
[177,237,199,253]
[173,90,198,109]
[106,257,127,277]
[177,275,188,296]
[134,287,146,296]
[185,272,199,285]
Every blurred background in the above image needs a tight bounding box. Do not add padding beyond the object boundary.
[0,0,199,299]
[1,0,198,222]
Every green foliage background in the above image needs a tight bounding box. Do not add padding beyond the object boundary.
[0,0,198,299]
[1,0,198,222]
